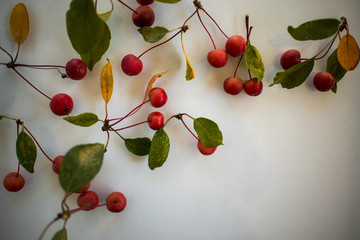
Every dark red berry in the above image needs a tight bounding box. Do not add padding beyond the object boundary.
[197,140,217,155]
[225,35,246,57]
[52,155,64,174]
[50,93,73,116]
[106,192,127,213]
[65,58,87,80]
[147,112,164,130]
[149,87,168,108]
[121,54,143,76]
[223,77,243,95]
[207,49,228,68]
[244,78,263,96]
[280,49,301,70]
[132,5,155,27]
[3,172,25,192]
[136,0,154,5]
[313,71,335,92]
[77,191,99,211]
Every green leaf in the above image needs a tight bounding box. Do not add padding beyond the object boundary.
[326,49,347,93]
[64,113,99,127]
[16,130,37,173]
[244,44,265,82]
[0,115,4,120]
[138,26,169,43]
[52,228,67,240]
[80,20,111,70]
[148,129,170,170]
[155,0,182,3]
[125,138,151,156]
[193,118,223,148]
[287,18,340,41]
[66,0,104,54]
[270,58,315,89]
[59,143,104,193]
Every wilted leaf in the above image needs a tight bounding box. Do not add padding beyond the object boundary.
[326,49,347,93]
[125,138,151,156]
[101,59,113,103]
[337,34,360,71]
[244,44,264,82]
[155,0,182,3]
[10,3,29,45]
[181,31,195,81]
[270,58,315,89]
[80,20,111,70]
[64,113,99,127]
[138,26,169,43]
[66,0,105,54]
[52,228,67,240]
[59,143,104,193]
[16,129,37,173]
[193,118,223,148]
[288,18,340,41]
[148,129,170,170]
[97,0,114,22]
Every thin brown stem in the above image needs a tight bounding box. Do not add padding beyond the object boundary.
[38,216,61,240]
[0,46,14,62]
[233,54,244,77]
[201,8,229,39]
[111,120,148,132]
[13,44,20,63]
[23,125,54,163]
[117,0,136,14]
[109,100,150,126]
[197,10,216,49]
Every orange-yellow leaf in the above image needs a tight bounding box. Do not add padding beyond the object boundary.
[337,34,360,71]
[100,59,113,104]
[10,3,29,45]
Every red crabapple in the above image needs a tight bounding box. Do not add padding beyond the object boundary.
[225,35,246,57]
[223,77,244,95]
[65,58,87,80]
[280,49,301,70]
[136,0,154,5]
[121,54,143,76]
[149,87,168,108]
[244,78,263,96]
[132,5,155,27]
[197,140,217,155]
[147,112,164,130]
[50,93,73,116]
[77,191,99,211]
[75,182,91,194]
[106,192,127,213]
[313,71,335,92]
[52,155,64,174]
[3,172,25,192]
[207,49,228,68]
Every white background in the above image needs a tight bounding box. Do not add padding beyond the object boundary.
[1,0,360,239]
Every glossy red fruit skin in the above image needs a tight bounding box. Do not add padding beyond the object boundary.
[147,112,164,130]
[52,155,64,174]
[75,182,91,194]
[244,78,263,96]
[132,5,155,27]
[121,54,143,76]
[3,172,25,192]
[313,71,335,92]
[149,87,168,108]
[50,93,74,116]
[223,77,244,95]
[65,58,87,80]
[280,49,301,70]
[136,0,154,5]
[225,35,246,57]
[77,191,99,211]
[197,140,217,155]
[106,192,127,213]
[207,49,228,68]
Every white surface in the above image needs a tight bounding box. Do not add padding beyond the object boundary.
[1,0,360,239]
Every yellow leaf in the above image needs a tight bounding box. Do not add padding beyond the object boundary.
[10,3,29,45]
[337,34,360,71]
[100,59,113,104]
[181,32,195,81]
